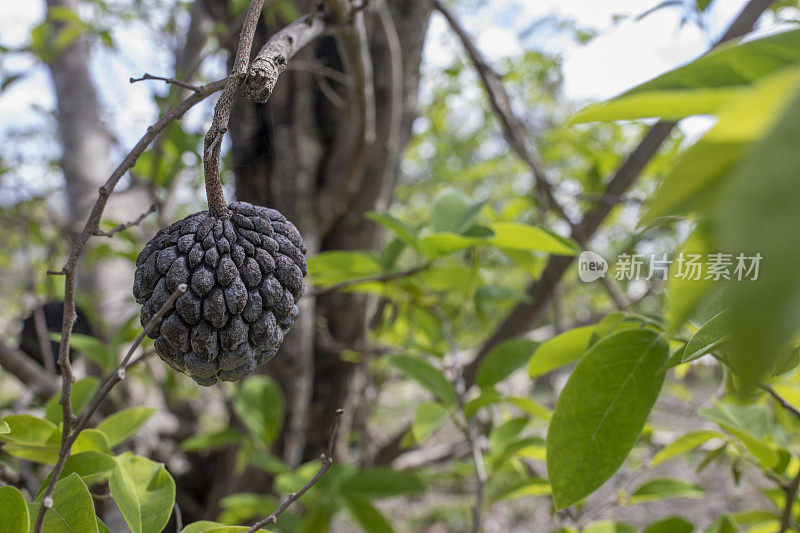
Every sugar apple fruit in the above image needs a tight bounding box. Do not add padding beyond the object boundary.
[133,201,306,386]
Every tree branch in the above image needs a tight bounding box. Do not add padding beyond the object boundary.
[435,0,633,311]
[31,74,224,531]
[763,385,800,420]
[34,285,184,529]
[316,0,377,233]
[780,466,800,533]
[203,0,266,217]
[244,409,344,533]
[33,285,186,532]
[0,341,58,401]
[130,73,202,93]
[462,0,773,385]
[436,308,486,533]
[244,13,329,103]
[93,203,157,237]
[304,263,431,299]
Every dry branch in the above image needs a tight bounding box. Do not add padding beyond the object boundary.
[32,76,225,532]
[203,0,266,216]
[33,285,186,532]
[245,409,344,533]
[463,0,774,385]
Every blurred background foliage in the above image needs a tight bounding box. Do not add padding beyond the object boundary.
[3,0,800,532]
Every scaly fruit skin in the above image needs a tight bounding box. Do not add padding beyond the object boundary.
[133,201,307,386]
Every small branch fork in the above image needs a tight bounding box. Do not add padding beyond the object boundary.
[244,409,344,533]
[93,203,157,237]
[130,73,202,93]
[33,285,186,532]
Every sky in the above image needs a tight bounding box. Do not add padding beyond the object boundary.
[0,0,788,203]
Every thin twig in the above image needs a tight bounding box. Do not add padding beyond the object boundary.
[438,310,486,533]
[93,203,157,237]
[32,289,187,531]
[203,0,266,217]
[33,77,224,533]
[130,73,202,93]
[304,263,430,299]
[763,385,800,420]
[780,467,800,533]
[244,409,344,533]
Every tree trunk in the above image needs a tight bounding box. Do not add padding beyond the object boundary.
[218,0,432,463]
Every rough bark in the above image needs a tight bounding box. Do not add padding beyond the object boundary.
[218,0,432,463]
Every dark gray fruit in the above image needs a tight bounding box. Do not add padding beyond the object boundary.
[133,201,306,386]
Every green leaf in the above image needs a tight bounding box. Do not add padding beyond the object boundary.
[72,429,111,454]
[37,473,98,533]
[431,190,486,234]
[0,486,28,533]
[650,430,724,467]
[339,468,425,499]
[0,420,9,434]
[527,325,595,378]
[546,329,668,509]
[476,338,539,389]
[699,403,779,469]
[417,232,484,259]
[489,417,529,455]
[96,406,155,447]
[96,517,111,533]
[705,515,736,533]
[583,520,636,533]
[308,251,383,286]
[411,401,452,443]
[0,414,60,463]
[386,354,458,405]
[343,497,395,533]
[0,414,58,443]
[571,87,743,123]
[488,479,551,504]
[297,506,332,533]
[625,29,800,94]
[682,310,728,363]
[643,66,800,224]
[233,375,285,444]
[488,222,580,255]
[109,452,176,533]
[37,451,117,498]
[218,492,278,525]
[365,212,419,249]
[715,68,800,386]
[181,521,269,533]
[66,333,115,370]
[630,478,705,503]
[642,517,694,533]
[44,377,99,424]
[665,223,716,331]
[181,428,244,452]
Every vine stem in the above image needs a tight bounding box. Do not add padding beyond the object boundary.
[202,0,265,217]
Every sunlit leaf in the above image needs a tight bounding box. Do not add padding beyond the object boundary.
[109,453,176,533]
[547,329,668,509]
